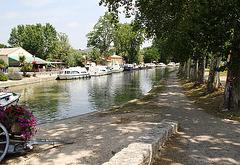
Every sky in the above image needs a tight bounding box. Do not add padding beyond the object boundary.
[0,0,152,50]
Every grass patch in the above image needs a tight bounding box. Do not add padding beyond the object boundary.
[178,75,240,122]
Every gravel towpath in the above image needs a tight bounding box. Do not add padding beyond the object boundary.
[153,71,240,165]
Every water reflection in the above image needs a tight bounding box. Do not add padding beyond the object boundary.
[11,67,172,124]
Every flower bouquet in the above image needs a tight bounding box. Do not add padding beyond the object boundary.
[0,105,37,141]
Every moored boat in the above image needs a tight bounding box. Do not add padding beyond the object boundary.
[88,66,105,76]
[167,62,175,67]
[0,88,20,108]
[139,62,147,69]
[146,63,156,69]
[156,62,166,67]
[57,67,90,80]
[123,64,134,71]
[111,64,123,73]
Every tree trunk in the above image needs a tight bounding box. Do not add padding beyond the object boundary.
[221,25,240,111]
[178,63,183,75]
[183,61,188,78]
[186,58,191,79]
[206,53,222,93]
[189,59,197,82]
[196,57,206,85]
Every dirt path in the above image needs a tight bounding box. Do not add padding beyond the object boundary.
[3,101,165,164]
[153,72,240,165]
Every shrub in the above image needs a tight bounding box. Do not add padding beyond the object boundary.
[8,71,23,80]
[0,71,8,81]
[24,74,31,77]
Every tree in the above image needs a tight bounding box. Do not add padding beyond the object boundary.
[100,0,240,110]
[56,32,72,61]
[143,46,159,63]
[86,12,118,65]
[8,23,59,60]
[113,22,144,63]
[0,44,8,48]
[19,55,32,77]
[72,49,85,67]
[0,59,8,72]
[89,48,101,63]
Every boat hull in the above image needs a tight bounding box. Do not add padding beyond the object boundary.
[0,92,21,108]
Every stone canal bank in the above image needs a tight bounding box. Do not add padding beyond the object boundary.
[2,71,239,165]
[0,73,57,88]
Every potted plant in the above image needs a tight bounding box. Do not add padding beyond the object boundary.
[0,105,37,141]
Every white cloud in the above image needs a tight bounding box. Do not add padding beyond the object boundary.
[2,12,19,18]
[67,22,81,28]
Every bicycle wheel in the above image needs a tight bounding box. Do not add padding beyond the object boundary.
[0,123,9,162]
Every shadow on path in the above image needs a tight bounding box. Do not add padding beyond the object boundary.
[153,71,240,165]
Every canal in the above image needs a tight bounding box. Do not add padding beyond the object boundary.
[11,67,174,124]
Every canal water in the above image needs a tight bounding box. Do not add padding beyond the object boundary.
[11,67,173,124]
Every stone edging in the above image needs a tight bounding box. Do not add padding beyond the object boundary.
[0,76,56,88]
[102,119,178,165]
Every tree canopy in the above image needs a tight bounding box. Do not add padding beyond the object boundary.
[100,0,240,109]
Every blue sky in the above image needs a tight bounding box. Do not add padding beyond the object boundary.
[0,0,151,50]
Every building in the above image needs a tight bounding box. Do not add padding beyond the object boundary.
[0,47,45,67]
[110,54,123,66]
[97,54,123,66]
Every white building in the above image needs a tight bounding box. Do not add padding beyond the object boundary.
[0,47,45,67]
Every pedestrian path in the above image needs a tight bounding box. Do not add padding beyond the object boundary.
[154,71,240,165]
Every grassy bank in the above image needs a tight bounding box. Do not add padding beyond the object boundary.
[178,75,240,122]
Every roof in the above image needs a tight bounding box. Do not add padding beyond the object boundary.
[111,55,122,59]
[0,47,46,63]
[9,56,45,63]
[0,47,21,55]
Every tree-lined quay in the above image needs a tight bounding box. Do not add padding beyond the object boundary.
[100,0,240,111]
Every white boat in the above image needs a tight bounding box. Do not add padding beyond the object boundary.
[85,62,96,71]
[99,66,110,75]
[111,64,123,73]
[167,62,176,67]
[132,63,139,70]
[146,63,156,68]
[156,62,166,67]
[139,62,147,69]
[104,66,113,75]
[123,64,134,71]
[88,66,104,76]
[57,67,90,80]
[0,88,20,108]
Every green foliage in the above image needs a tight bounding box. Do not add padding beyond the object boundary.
[86,12,118,65]
[143,46,159,63]
[72,49,85,67]
[89,48,101,63]
[0,59,8,70]
[8,23,59,60]
[19,55,32,76]
[113,22,144,63]
[0,71,8,81]
[57,32,72,60]
[0,44,8,48]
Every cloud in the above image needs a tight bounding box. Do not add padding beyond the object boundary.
[2,12,19,18]
[67,22,81,28]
